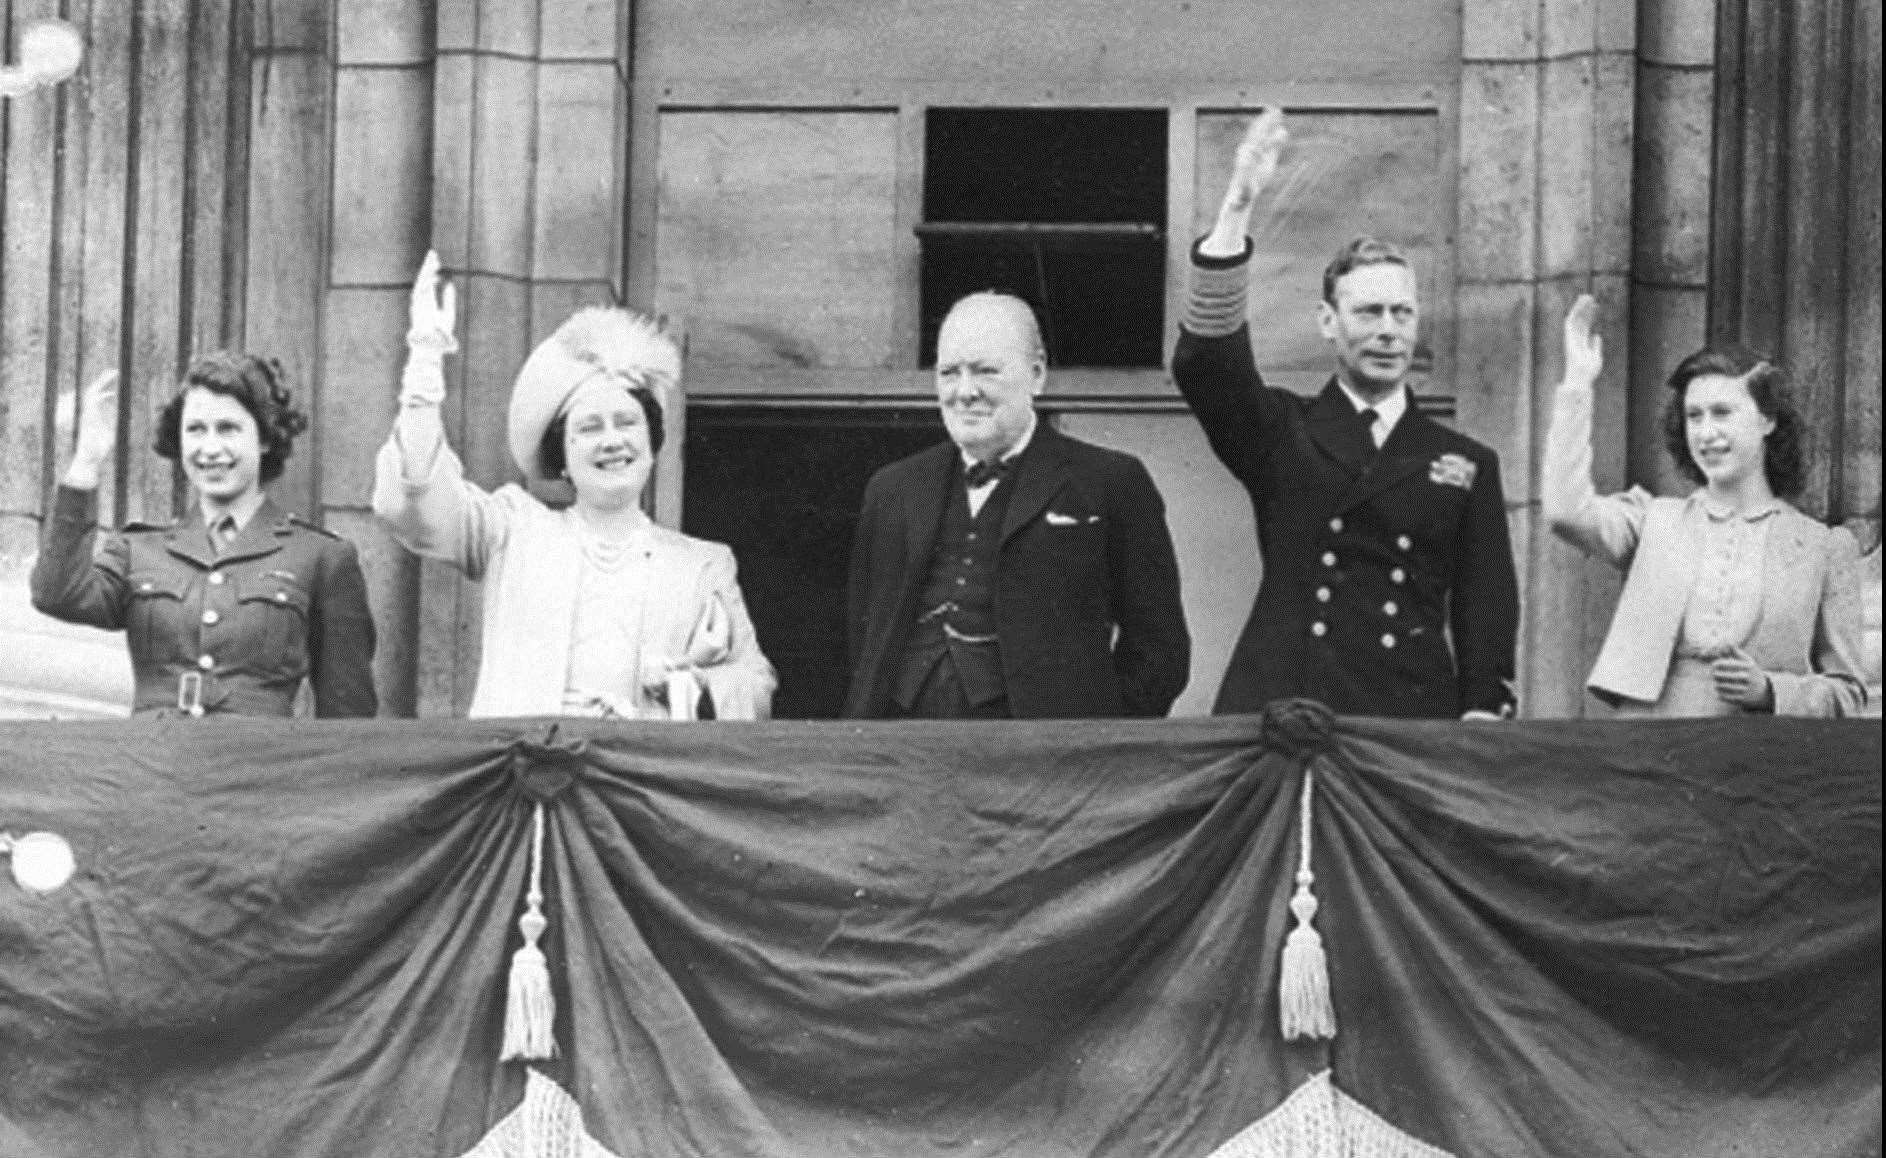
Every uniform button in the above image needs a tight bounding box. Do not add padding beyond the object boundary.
[201,610,220,626]
[138,581,154,592]
[956,578,966,585]
[188,704,206,718]
[208,572,225,586]
[1329,517,1344,533]
[1390,568,1406,584]
[197,654,214,670]
[966,532,978,541]
[275,591,289,602]
[1321,551,1337,567]
[1383,601,1397,617]
[962,557,974,565]
[1316,586,1331,603]
[1396,535,1412,551]
[1381,633,1397,649]
[1311,621,1328,637]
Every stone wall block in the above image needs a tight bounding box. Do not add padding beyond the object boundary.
[338,0,434,65]
[1462,0,1538,61]
[454,273,535,489]
[332,67,434,285]
[319,287,406,508]
[531,62,620,282]
[430,52,476,268]
[1631,64,1713,284]
[1458,63,1540,282]
[466,54,540,279]
[1453,279,1537,483]
[1539,54,1599,278]
[1639,0,1714,65]
[529,281,620,342]
[1540,0,1600,59]
[1597,0,1636,54]
[435,0,477,51]
[1627,282,1705,493]
[1591,50,1637,274]
[540,0,622,60]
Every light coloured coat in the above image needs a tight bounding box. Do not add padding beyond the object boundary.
[373,436,774,719]
[1544,382,1865,717]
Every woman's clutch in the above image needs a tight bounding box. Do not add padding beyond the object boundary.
[682,594,731,668]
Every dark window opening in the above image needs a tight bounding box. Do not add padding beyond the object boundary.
[683,407,946,720]
[920,108,1167,368]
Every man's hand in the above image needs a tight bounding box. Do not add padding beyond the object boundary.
[407,250,458,356]
[63,369,119,490]
[1203,107,1288,257]
[1712,648,1774,711]
[1562,293,1603,389]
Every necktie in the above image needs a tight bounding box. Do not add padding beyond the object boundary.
[1357,406,1382,450]
[965,457,1013,489]
[212,515,238,555]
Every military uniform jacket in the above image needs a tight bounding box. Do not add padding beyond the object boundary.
[1172,249,1518,718]
[30,485,377,718]
[844,422,1190,719]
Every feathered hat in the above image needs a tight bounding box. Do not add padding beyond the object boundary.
[506,307,682,481]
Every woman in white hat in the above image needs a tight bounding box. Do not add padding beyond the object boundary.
[372,253,775,719]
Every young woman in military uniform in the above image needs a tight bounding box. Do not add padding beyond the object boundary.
[30,354,378,718]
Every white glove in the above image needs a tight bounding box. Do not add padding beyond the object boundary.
[400,250,458,408]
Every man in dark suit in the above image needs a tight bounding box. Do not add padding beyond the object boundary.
[1171,110,1518,719]
[844,292,1190,719]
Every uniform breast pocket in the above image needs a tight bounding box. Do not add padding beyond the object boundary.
[235,576,313,667]
[126,572,187,659]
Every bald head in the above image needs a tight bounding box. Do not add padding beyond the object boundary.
[935,293,1047,461]
[941,293,1045,366]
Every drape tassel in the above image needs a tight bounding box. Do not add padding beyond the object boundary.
[501,801,558,1061]
[1279,768,1336,1041]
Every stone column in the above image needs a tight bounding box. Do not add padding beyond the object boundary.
[1456,0,1637,717]
[1630,0,1714,498]
[415,0,634,716]
[324,1,440,717]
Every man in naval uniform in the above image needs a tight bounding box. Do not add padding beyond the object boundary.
[1171,110,1518,719]
[844,292,1190,720]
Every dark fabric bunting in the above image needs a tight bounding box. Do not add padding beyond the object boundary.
[0,712,1876,1157]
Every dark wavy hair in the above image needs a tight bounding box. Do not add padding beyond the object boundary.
[1660,345,1803,497]
[538,383,666,479]
[1322,236,1411,304]
[152,352,308,483]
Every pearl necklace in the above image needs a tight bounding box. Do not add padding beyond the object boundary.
[580,529,643,573]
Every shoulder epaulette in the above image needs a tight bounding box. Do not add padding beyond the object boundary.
[120,519,175,534]
[284,512,341,539]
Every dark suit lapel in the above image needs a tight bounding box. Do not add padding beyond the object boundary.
[1334,399,1445,514]
[900,445,957,583]
[1001,423,1073,545]
[1304,379,1375,479]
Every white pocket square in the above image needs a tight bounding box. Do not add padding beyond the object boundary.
[1045,512,1080,526]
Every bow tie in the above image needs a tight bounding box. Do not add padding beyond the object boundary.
[964,457,1014,489]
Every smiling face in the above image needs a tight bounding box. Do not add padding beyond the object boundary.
[934,295,1045,462]
[178,387,264,507]
[1683,371,1774,491]
[561,376,655,507]
[1318,261,1419,400]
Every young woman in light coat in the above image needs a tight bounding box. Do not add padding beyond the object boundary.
[1543,294,1865,717]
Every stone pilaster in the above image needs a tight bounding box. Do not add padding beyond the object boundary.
[1457,0,1637,717]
